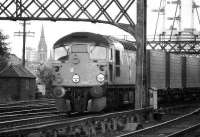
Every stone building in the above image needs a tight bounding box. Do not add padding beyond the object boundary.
[25,47,38,62]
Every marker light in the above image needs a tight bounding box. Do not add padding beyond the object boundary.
[72,74,80,83]
[97,74,105,82]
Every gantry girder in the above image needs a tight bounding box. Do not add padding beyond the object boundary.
[1,0,200,54]
[0,0,136,36]
[147,40,200,54]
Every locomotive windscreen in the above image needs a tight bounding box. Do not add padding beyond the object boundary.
[54,46,69,60]
[89,46,106,60]
[71,43,107,60]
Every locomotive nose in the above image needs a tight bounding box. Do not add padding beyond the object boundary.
[72,56,80,64]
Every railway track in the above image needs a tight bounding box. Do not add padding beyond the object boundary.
[0,113,67,131]
[0,108,152,137]
[0,99,55,107]
[0,107,58,122]
[0,99,58,125]
[117,107,200,137]
[0,105,197,137]
[168,122,200,137]
[0,99,55,113]
[0,100,199,137]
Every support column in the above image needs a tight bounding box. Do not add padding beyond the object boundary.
[135,0,147,109]
[22,20,26,67]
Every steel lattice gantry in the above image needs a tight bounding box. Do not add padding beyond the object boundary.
[0,0,147,109]
[147,40,200,54]
[0,0,137,35]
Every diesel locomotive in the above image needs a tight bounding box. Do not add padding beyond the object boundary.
[52,32,200,113]
[52,32,136,112]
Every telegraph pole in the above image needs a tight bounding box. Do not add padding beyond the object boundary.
[22,20,26,67]
[14,21,34,67]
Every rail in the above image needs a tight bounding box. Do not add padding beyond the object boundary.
[0,99,55,107]
[167,123,200,137]
[0,107,153,137]
[116,107,200,137]
[0,99,55,114]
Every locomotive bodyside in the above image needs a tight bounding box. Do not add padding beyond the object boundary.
[107,41,136,85]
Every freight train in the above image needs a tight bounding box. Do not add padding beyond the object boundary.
[52,32,200,113]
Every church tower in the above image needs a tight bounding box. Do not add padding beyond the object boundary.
[38,25,47,63]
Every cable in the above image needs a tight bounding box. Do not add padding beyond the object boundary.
[153,0,163,41]
[169,2,179,41]
[195,7,200,26]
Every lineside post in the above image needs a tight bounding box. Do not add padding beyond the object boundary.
[22,20,26,67]
[135,0,148,109]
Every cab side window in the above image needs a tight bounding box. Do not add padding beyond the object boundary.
[115,50,120,77]
[109,48,113,61]
[109,48,113,81]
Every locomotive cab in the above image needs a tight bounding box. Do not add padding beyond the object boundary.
[53,41,108,112]
[53,42,108,86]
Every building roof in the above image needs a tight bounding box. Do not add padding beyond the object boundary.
[8,54,22,65]
[0,64,35,78]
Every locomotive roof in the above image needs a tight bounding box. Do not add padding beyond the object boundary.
[54,32,136,51]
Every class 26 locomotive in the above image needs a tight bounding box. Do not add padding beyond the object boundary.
[52,32,136,112]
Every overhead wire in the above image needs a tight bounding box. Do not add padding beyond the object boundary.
[169,2,179,41]
[195,6,200,26]
[153,0,163,41]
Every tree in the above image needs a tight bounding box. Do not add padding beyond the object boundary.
[37,65,55,98]
[0,31,9,71]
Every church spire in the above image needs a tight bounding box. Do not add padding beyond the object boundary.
[38,25,47,63]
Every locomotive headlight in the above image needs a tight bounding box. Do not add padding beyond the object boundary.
[56,76,63,83]
[97,74,105,82]
[72,74,80,83]
[55,73,63,84]
[53,87,66,98]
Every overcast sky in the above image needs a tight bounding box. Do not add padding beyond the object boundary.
[0,0,199,58]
